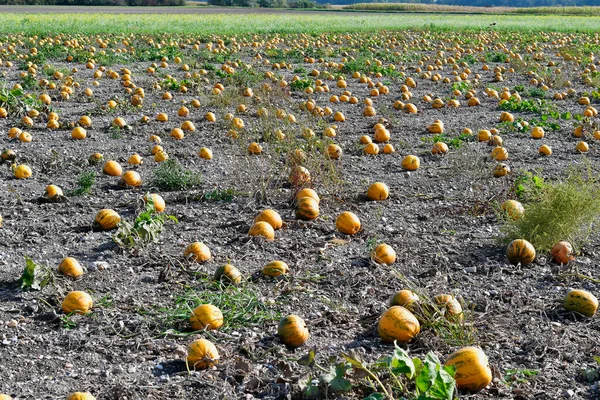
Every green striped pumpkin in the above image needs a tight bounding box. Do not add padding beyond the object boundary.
[506,239,536,265]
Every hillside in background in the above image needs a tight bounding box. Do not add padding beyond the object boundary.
[325,0,598,6]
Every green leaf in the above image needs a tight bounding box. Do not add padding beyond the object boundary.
[20,256,51,291]
[342,352,366,370]
[390,343,415,378]
[427,366,456,400]
[330,363,352,392]
[593,356,600,365]
[363,394,386,400]
[298,348,316,368]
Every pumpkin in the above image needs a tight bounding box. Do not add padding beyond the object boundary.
[336,211,361,235]
[156,113,168,122]
[538,145,552,156]
[94,209,121,231]
[214,264,242,285]
[62,291,93,315]
[71,126,87,140]
[289,166,311,186]
[278,315,309,348]
[401,155,420,171]
[491,146,508,161]
[103,160,123,177]
[66,393,96,400]
[372,243,396,265]
[0,395,12,400]
[120,171,142,187]
[198,148,213,160]
[248,221,275,240]
[255,209,283,230]
[190,304,224,331]
[1,149,16,161]
[13,164,32,179]
[383,144,395,154]
[263,260,289,277]
[248,142,262,155]
[89,153,104,165]
[576,141,589,153]
[506,239,536,265]
[445,347,492,393]
[493,163,510,177]
[58,257,84,278]
[390,290,419,309]
[564,289,598,317]
[364,143,379,155]
[477,130,491,142]
[187,338,219,370]
[501,200,524,220]
[296,197,320,220]
[170,128,184,140]
[550,241,574,264]
[326,144,342,160]
[128,153,143,165]
[154,150,169,162]
[367,182,389,201]
[184,242,211,263]
[531,126,545,139]
[44,184,64,200]
[144,193,165,213]
[295,188,320,204]
[378,306,420,343]
[431,142,449,155]
[374,127,390,143]
[434,294,464,321]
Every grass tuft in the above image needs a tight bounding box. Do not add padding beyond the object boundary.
[150,158,202,192]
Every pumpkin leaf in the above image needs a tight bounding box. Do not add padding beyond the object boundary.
[20,256,51,291]
[415,352,441,393]
[342,352,366,370]
[298,375,320,399]
[330,363,352,392]
[363,393,386,400]
[390,343,415,378]
[298,348,317,368]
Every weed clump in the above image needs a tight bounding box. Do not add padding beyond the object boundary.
[501,163,600,251]
[150,158,202,191]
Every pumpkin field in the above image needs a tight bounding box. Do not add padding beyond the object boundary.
[0,11,599,400]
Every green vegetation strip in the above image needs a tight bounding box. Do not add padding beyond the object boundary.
[4,12,600,34]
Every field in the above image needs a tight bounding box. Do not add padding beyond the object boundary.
[0,9,599,400]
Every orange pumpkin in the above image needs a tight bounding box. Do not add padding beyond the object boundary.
[66,393,96,400]
[278,315,309,348]
[120,171,142,187]
[190,304,224,331]
[434,294,464,321]
[254,209,283,230]
[401,155,420,171]
[367,182,389,201]
[390,290,419,309]
[501,200,524,220]
[296,197,320,220]
[372,244,396,265]
[58,257,84,278]
[62,291,93,315]
[263,260,289,277]
[378,306,420,343]
[550,241,574,264]
[506,239,536,265]
[187,338,219,370]
[144,193,165,213]
[93,209,121,231]
[102,160,122,177]
[336,211,361,235]
[295,188,320,204]
[248,221,275,240]
[445,347,492,393]
[214,264,242,285]
[184,242,211,263]
[564,289,598,317]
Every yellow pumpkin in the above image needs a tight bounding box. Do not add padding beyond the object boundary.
[296,196,320,220]
[248,142,262,155]
[336,211,361,235]
[120,171,142,187]
[531,126,545,139]
[445,347,492,393]
[477,129,491,142]
[190,304,224,331]
[289,165,311,186]
[538,145,552,156]
[13,164,32,179]
[278,315,309,348]
[144,193,165,213]
[564,289,598,317]
[372,244,396,265]
[493,163,510,177]
[184,242,211,263]
[187,338,219,370]
[89,153,104,165]
[390,290,419,309]
[71,126,87,140]
[401,155,420,171]
[128,153,143,165]
[506,239,536,265]
[93,209,121,231]
[66,392,96,400]
[248,221,275,240]
[378,306,420,343]
[326,144,342,160]
[62,291,93,315]
[254,209,283,230]
[0,395,12,400]
[295,188,320,204]
[501,200,524,220]
[102,160,123,177]
[58,257,84,278]
[576,141,589,153]
[364,142,379,155]
[434,294,464,321]
[431,142,449,155]
[45,184,64,200]
[214,264,242,285]
[491,146,508,161]
[198,148,213,160]
[263,260,289,277]
[367,182,389,201]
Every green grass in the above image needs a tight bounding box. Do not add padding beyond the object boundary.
[160,281,281,333]
[501,162,600,252]
[1,12,599,35]
[66,170,96,196]
[150,158,202,192]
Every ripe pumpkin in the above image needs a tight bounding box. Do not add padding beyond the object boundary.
[278,315,309,348]
[289,165,311,186]
[62,291,93,315]
[576,141,589,153]
[13,164,32,179]
[564,289,598,317]
[187,338,219,370]
[367,182,389,201]
[255,209,283,230]
[326,144,342,160]
[445,347,492,393]
[248,221,275,240]
[45,184,64,200]
[431,142,449,155]
[296,196,320,220]
[531,126,545,139]
[184,242,211,263]
[58,257,84,278]
[434,294,464,321]
[295,188,320,204]
[550,241,574,264]
[401,155,420,171]
[538,145,552,156]
[214,264,242,285]
[501,200,524,220]
[390,290,419,309]
[121,171,142,187]
[378,306,420,343]
[66,393,96,400]
[263,260,289,277]
[336,211,361,235]
[506,239,536,265]
[128,153,143,165]
[364,142,379,155]
[493,163,510,177]
[0,395,12,400]
[190,304,224,331]
[103,160,122,177]
[198,147,213,160]
[144,193,165,213]
[372,244,396,265]
[94,209,121,231]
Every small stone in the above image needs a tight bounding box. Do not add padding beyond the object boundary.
[65,363,73,369]
[463,267,477,273]
[7,320,18,328]
[89,261,108,272]
[564,389,575,398]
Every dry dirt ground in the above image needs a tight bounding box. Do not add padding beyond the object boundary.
[0,30,599,400]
